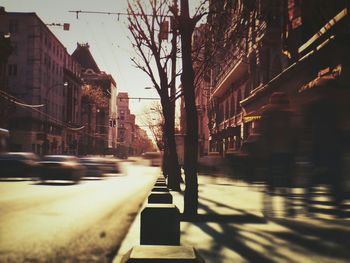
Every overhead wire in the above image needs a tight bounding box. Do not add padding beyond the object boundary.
[0,89,85,131]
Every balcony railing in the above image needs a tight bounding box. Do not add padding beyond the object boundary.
[211,41,247,97]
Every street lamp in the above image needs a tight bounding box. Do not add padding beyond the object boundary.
[45,81,68,110]
[45,82,68,125]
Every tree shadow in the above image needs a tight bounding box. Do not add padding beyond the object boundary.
[270,218,350,258]
[178,190,350,262]
[178,192,283,263]
[181,213,266,224]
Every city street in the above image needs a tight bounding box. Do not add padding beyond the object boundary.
[0,162,159,263]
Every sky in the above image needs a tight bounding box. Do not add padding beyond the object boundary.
[1,0,163,124]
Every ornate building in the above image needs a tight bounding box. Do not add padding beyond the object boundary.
[72,43,117,155]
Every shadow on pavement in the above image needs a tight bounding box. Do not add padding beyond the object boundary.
[178,191,278,263]
[181,213,266,224]
[270,218,350,259]
[178,186,350,263]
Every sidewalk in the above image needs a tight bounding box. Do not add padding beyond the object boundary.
[113,174,350,263]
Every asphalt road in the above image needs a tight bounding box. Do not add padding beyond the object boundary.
[0,162,160,263]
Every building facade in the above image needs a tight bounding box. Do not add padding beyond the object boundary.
[207,0,290,156]
[63,54,83,155]
[180,24,210,157]
[205,0,350,187]
[240,0,350,164]
[0,9,83,155]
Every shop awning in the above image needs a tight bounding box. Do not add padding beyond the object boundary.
[243,110,262,123]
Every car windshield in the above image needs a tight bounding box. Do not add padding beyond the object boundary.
[0,152,36,160]
[42,156,75,162]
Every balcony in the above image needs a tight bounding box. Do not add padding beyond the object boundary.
[211,49,248,98]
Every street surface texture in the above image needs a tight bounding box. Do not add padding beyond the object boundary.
[115,174,350,263]
[0,161,159,263]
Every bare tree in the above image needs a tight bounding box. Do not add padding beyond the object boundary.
[131,125,157,155]
[128,0,181,190]
[173,0,208,217]
[139,103,165,151]
[81,84,109,107]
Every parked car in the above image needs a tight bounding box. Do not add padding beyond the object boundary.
[0,152,40,178]
[80,157,107,177]
[39,155,84,183]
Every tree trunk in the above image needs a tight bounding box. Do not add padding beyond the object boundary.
[180,0,199,217]
[160,92,181,191]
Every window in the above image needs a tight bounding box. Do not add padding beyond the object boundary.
[9,19,19,33]
[225,98,229,119]
[8,64,17,76]
[12,42,18,55]
[230,94,235,117]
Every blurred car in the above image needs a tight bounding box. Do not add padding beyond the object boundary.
[0,152,40,178]
[80,157,107,177]
[39,155,84,183]
[142,152,162,166]
[99,157,120,173]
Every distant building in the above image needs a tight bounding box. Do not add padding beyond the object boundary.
[0,8,83,155]
[116,92,135,156]
[72,43,117,155]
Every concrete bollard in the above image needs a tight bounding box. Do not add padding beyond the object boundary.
[121,245,206,263]
[152,186,169,192]
[148,192,173,204]
[155,181,167,187]
[140,204,180,245]
[156,178,166,183]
